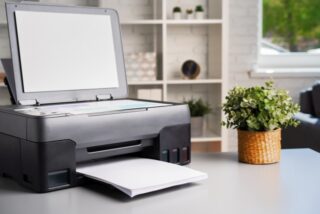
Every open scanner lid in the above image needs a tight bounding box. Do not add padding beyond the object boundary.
[5,2,128,105]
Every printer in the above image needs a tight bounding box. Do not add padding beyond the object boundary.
[0,2,191,192]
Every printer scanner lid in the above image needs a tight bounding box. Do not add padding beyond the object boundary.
[5,2,128,105]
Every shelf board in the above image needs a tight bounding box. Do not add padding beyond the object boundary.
[121,20,162,25]
[191,130,221,143]
[119,19,223,25]
[166,79,222,85]
[128,80,163,85]
[191,137,222,143]
[166,19,222,25]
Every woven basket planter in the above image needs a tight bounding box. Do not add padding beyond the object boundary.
[238,129,281,164]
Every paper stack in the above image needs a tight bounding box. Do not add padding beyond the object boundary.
[77,157,207,197]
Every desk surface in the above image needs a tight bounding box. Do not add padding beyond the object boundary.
[1,149,319,214]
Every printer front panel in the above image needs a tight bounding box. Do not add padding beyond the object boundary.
[24,103,190,164]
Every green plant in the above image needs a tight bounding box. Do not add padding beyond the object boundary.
[195,5,204,12]
[185,98,212,117]
[222,81,300,131]
[173,6,182,13]
[186,9,193,14]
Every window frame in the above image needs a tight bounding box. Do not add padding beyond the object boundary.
[253,0,320,77]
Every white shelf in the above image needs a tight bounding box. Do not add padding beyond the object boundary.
[128,79,222,86]
[166,19,223,25]
[191,130,222,142]
[120,19,223,25]
[121,20,162,25]
[167,79,222,85]
[191,137,222,143]
[128,81,163,85]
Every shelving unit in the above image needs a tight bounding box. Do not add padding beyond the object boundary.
[3,0,229,151]
[94,0,228,149]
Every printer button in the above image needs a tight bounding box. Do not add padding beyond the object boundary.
[171,148,179,163]
[181,147,189,163]
[161,150,169,162]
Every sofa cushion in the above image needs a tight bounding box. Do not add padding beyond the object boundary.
[312,82,320,117]
[300,88,315,115]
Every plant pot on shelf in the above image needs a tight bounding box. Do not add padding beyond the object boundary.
[187,13,194,19]
[195,11,204,19]
[191,117,204,137]
[173,12,182,20]
[186,9,193,20]
[185,98,212,137]
[238,129,281,164]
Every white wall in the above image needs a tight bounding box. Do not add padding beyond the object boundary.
[227,0,317,151]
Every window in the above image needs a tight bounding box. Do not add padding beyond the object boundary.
[255,0,320,76]
[262,0,320,54]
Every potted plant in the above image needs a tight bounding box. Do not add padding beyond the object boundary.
[186,9,193,19]
[172,6,182,20]
[185,98,212,137]
[195,5,204,19]
[222,81,300,164]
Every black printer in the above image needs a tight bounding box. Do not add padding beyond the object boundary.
[0,2,191,192]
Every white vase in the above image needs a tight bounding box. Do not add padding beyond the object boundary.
[191,117,204,137]
[173,12,182,20]
[195,12,204,19]
[187,14,194,20]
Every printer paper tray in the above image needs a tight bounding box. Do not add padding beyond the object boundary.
[77,157,207,197]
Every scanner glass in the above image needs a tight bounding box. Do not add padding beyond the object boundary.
[14,99,171,116]
[15,11,119,92]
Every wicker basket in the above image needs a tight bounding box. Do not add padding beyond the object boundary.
[238,129,281,164]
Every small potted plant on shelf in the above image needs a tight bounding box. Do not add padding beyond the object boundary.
[195,5,204,19]
[186,9,193,19]
[172,6,182,20]
[185,98,212,137]
[222,81,300,164]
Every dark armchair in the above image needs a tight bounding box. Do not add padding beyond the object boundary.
[282,83,320,152]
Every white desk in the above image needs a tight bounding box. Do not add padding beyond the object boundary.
[0,149,319,214]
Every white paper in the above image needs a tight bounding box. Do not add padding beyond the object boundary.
[77,157,208,197]
[15,11,119,92]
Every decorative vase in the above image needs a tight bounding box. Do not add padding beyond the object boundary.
[181,60,200,79]
[237,129,281,164]
[173,12,182,20]
[195,12,204,19]
[191,117,203,137]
